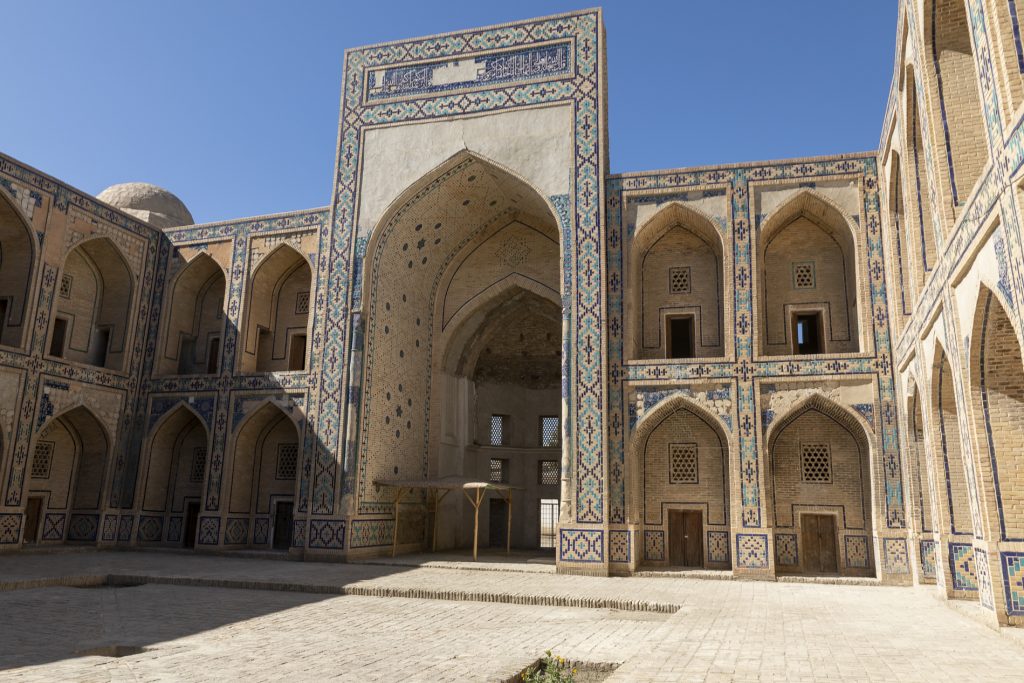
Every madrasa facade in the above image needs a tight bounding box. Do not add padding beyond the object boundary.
[2,1,1024,628]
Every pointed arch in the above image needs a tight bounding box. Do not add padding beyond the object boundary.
[905,64,941,285]
[227,401,302,548]
[887,151,915,320]
[240,242,312,373]
[0,187,38,349]
[757,189,861,356]
[765,393,874,576]
[905,375,935,537]
[928,338,976,537]
[628,202,725,360]
[985,0,1024,123]
[51,236,135,370]
[140,403,210,521]
[158,252,226,376]
[969,284,1024,540]
[922,0,989,211]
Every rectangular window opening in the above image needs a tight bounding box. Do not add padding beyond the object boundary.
[539,416,559,447]
[538,460,559,486]
[288,333,307,371]
[792,312,823,355]
[178,336,196,374]
[667,316,695,359]
[489,414,510,446]
[539,498,558,549]
[50,318,68,358]
[276,443,298,480]
[206,337,221,375]
[92,327,111,367]
[0,299,8,331]
[489,457,508,484]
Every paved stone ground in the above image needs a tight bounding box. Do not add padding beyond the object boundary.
[0,550,1022,681]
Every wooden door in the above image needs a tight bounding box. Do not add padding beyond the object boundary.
[668,510,704,567]
[23,497,42,543]
[489,499,508,548]
[801,514,838,573]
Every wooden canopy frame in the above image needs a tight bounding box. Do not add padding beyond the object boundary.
[374,476,519,560]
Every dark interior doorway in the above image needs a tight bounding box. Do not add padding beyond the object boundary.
[668,509,703,567]
[667,316,695,359]
[184,501,200,549]
[273,501,294,550]
[792,312,823,355]
[23,497,43,544]
[489,499,508,548]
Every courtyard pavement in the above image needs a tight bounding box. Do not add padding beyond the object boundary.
[0,550,1021,681]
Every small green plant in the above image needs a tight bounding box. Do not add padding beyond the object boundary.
[522,651,577,683]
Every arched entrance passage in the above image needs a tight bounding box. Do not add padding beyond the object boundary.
[158,253,226,376]
[757,191,860,356]
[357,153,562,555]
[23,406,109,544]
[0,189,36,349]
[766,395,874,577]
[969,286,1024,542]
[240,245,311,373]
[627,396,731,569]
[228,402,301,549]
[50,238,134,370]
[140,404,210,547]
[906,381,937,582]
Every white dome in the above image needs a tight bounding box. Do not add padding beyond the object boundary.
[97,182,194,229]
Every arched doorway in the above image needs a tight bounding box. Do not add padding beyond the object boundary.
[228,402,301,549]
[140,404,210,547]
[766,396,873,577]
[50,238,134,370]
[758,191,860,356]
[628,397,731,569]
[357,152,562,555]
[906,382,936,582]
[0,190,36,349]
[628,203,725,360]
[157,253,226,376]
[240,245,311,373]
[23,406,109,544]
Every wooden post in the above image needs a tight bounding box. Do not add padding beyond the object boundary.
[392,487,406,557]
[464,487,484,561]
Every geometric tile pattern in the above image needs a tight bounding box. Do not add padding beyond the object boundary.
[198,517,220,545]
[883,538,909,575]
[137,515,162,543]
[225,518,249,545]
[167,516,183,543]
[644,530,665,562]
[707,530,729,563]
[308,519,346,549]
[1001,552,1024,616]
[976,548,994,611]
[41,513,64,541]
[736,534,769,569]
[117,516,133,542]
[609,530,630,563]
[920,539,937,579]
[559,529,604,563]
[775,533,798,566]
[845,535,869,569]
[349,519,393,549]
[949,543,979,591]
[253,518,270,546]
[67,514,98,542]
[101,515,118,542]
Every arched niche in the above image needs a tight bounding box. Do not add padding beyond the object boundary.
[240,244,311,373]
[628,203,725,361]
[22,406,109,544]
[906,381,935,538]
[929,342,975,537]
[158,253,226,376]
[887,152,915,322]
[986,0,1024,123]
[924,0,989,212]
[905,65,940,286]
[0,190,36,349]
[627,396,731,569]
[757,191,860,357]
[969,286,1024,541]
[141,404,210,546]
[228,402,301,549]
[765,395,874,577]
[50,237,134,371]
[357,151,562,552]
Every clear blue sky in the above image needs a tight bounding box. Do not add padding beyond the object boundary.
[2,2,897,224]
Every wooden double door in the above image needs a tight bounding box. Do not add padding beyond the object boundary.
[801,514,838,574]
[668,510,703,567]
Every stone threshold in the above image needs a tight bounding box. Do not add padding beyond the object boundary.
[0,573,682,615]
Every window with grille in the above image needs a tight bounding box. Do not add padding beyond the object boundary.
[538,460,559,485]
[295,291,310,314]
[792,262,815,289]
[539,416,559,447]
[801,443,832,483]
[669,266,691,294]
[31,441,54,479]
[276,443,298,480]
[669,443,698,484]
[489,457,508,483]
[539,498,558,548]
[490,414,509,446]
[59,274,73,299]
[189,446,207,483]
